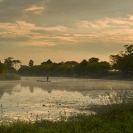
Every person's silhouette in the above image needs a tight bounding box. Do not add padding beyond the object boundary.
[47,76,49,81]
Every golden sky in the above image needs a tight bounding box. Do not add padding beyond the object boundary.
[0,0,133,65]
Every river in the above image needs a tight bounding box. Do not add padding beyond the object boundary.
[0,77,133,122]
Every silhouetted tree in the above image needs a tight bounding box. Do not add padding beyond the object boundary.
[41,59,53,65]
[88,57,99,63]
[4,57,13,68]
[65,61,78,67]
[12,60,21,71]
[0,62,7,74]
[46,59,52,64]
[18,58,110,78]
[4,57,21,72]
[124,45,133,54]
[29,60,34,67]
[110,45,133,77]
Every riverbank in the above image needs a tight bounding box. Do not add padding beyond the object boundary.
[0,73,21,80]
[0,102,133,133]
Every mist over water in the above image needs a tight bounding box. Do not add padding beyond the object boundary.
[0,77,133,122]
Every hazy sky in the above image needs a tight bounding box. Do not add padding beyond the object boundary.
[0,0,133,65]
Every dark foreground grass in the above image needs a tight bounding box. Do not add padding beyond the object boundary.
[1,103,133,133]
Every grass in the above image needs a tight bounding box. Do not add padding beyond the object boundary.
[0,102,133,133]
[0,73,21,80]
[0,89,133,133]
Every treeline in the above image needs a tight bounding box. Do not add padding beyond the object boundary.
[18,58,110,77]
[1,45,133,78]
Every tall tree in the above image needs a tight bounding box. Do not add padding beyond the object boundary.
[41,59,53,65]
[29,60,34,67]
[88,57,99,63]
[124,45,133,54]
[0,62,7,74]
[4,57,21,71]
[4,57,13,68]
[110,45,133,77]
[12,60,21,71]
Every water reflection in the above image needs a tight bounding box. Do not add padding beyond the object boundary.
[0,84,17,99]
[29,86,34,93]
[0,77,133,122]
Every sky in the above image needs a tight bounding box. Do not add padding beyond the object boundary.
[0,0,133,65]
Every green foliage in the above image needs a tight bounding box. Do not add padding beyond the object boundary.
[0,62,7,74]
[41,59,53,65]
[4,57,21,72]
[124,44,133,54]
[88,57,99,63]
[0,73,21,80]
[18,58,111,77]
[4,44,133,78]
[0,89,133,132]
[4,57,13,68]
[74,58,110,77]
[29,60,34,67]
[110,45,133,77]
[1,103,133,133]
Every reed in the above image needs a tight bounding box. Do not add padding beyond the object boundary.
[0,73,21,80]
[0,90,133,133]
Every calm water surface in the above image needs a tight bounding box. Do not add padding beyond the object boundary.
[0,77,133,122]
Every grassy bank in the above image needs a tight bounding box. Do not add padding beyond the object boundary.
[0,102,133,133]
[0,73,21,80]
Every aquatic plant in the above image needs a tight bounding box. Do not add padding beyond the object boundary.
[0,105,133,133]
[0,88,133,133]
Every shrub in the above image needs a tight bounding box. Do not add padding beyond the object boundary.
[0,62,7,74]
[0,73,21,80]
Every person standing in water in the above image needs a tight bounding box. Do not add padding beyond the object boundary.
[46,76,49,81]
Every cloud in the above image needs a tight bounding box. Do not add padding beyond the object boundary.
[20,41,56,47]
[25,5,45,14]
[73,15,133,45]
[1,13,133,49]
[44,26,68,32]
[0,20,70,47]
[0,0,132,24]
[77,16,133,30]
[0,0,48,22]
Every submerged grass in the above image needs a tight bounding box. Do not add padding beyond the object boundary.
[1,102,133,133]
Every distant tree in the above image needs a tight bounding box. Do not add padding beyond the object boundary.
[0,62,7,74]
[4,57,21,72]
[110,45,133,77]
[80,59,88,66]
[18,65,30,76]
[98,61,110,74]
[87,58,100,75]
[46,59,52,64]
[12,60,21,71]
[41,59,53,65]
[65,61,78,67]
[73,59,88,76]
[29,60,34,67]
[17,57,110,77]
[124,45,133,54]
[4,57,13,68]
[88,57,99,63]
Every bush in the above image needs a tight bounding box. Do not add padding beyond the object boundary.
[0,62,7,74]
[0,73,21,80]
